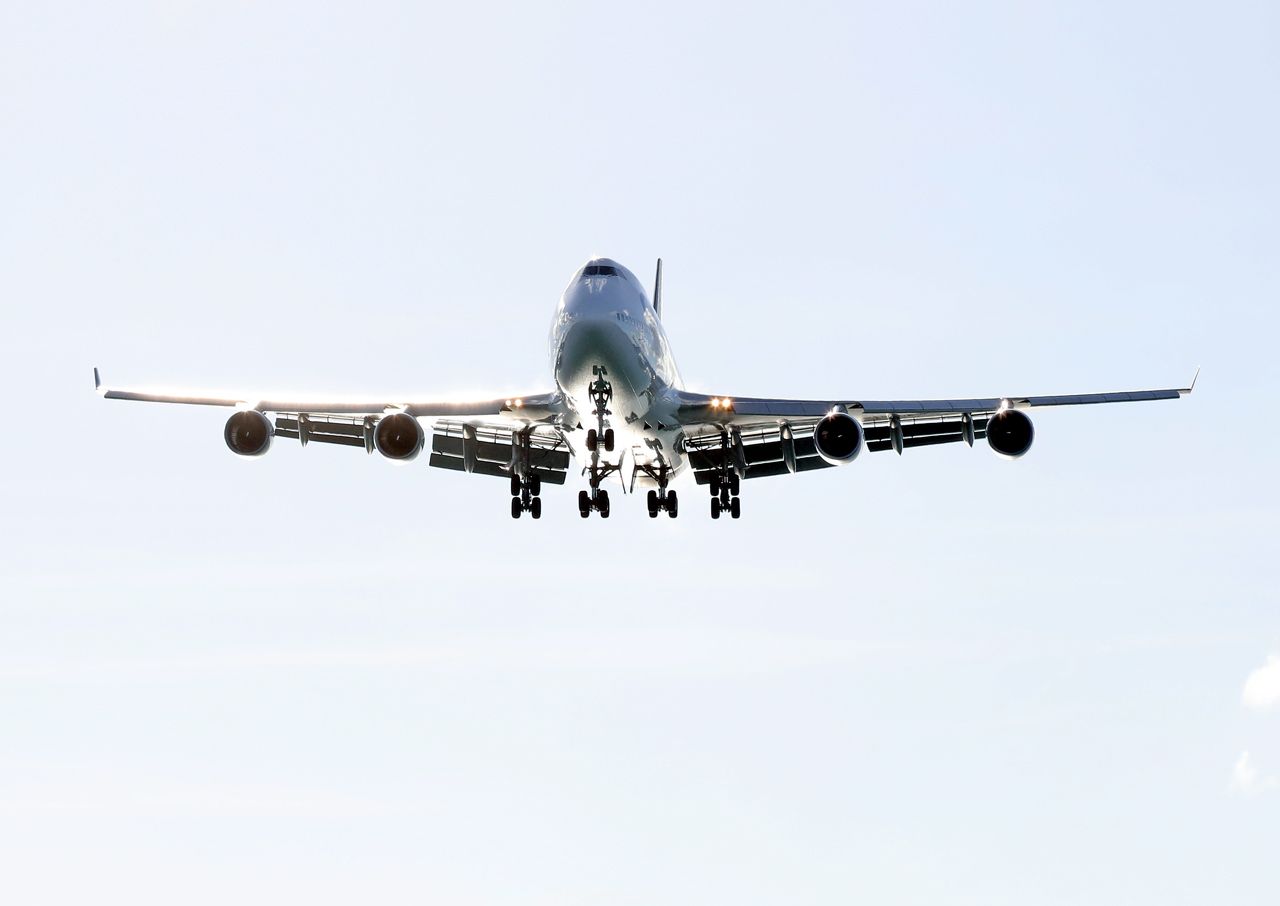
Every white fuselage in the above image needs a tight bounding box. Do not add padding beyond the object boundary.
[549,258,687,480]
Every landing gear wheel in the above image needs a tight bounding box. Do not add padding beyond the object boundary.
[730,497,741,519]
[578,490,590,518]
[598,489,610,518]
[530,497,542,519]
[529,475,541,496]
[586,429,598,452]
[511,497,522,519]
[729,474,740,497]
[667,490,678,518]
[711,498,721,519]
[647,489,659,518]
[510,474,521,496]
[604,428,615,452]
[710,475,721,496]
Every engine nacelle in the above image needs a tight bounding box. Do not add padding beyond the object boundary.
[374,412,425,461]
[986,408,1034,459]
[812,411,864,465]
[224,410,274,457]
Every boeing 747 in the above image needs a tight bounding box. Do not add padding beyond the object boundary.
[97,258,1195,519]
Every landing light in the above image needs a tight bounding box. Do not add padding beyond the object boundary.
[515,399,524,408]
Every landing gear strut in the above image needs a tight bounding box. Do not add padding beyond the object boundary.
[509,429,544,519]
[579,367,619,518]
[585,367,615,451]
[709,431,742,519]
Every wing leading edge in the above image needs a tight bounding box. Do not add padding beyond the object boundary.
[93,368,559,420]
[676,370,1197,424]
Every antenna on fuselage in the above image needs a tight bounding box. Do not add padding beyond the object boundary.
[653,258,663,319]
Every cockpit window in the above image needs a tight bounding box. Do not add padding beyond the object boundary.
[583,265,618,277]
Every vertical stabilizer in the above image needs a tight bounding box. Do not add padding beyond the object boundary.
[654,258,663,318]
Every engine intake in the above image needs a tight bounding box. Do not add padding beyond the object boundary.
[224,410,273,457]
[374,412,424,461]
[812,411,864,465]
[986,408,1034,459]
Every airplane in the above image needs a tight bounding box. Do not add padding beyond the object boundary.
[96,257,1196,520]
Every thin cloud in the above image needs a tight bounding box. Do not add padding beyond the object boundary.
[0,776,400,819]
[1242,654,1280,711]
[0,631,903,684]
[1230,750,1277,795]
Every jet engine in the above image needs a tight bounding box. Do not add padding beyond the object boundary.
[986,408,1034,459]
[812,411,864,465]
[223,410,274,457]
[374,412,425,461]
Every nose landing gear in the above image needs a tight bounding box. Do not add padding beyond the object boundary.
[586,428,615,453]
[578,366,619,519]
[585,368,616,453]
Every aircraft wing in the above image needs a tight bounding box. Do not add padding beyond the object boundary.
[95,368,572,483]
[94,368,557,420]
[673,372,1196,483]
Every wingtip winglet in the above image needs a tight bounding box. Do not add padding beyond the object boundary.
[93,366,101,391]
[1183,366,1199,395]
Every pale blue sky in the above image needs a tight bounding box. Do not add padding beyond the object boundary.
[2,1,1278,903]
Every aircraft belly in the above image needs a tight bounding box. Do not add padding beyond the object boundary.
[555,319,657,425]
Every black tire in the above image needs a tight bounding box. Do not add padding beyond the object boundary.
[510,474,521,496]
[667,490,678,518]
[531,497,542,519]
[586,429,597,452]
[730,497,741,519]
[647,490,658,518]
[729,474,740,496]
[710,498,720,519]
[511,497,522,519]
[598,489,610,518]
[604,428,615,452]
[529,475,541,496]
[578,490,590,517]
[710,475,721,496]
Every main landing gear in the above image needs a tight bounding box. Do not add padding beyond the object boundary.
[709,441,742,519]
[638,461,678,518]
[509,428,543,519]
[510,471,542,519]
[578,487,611,518]
[647,488,678,518]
